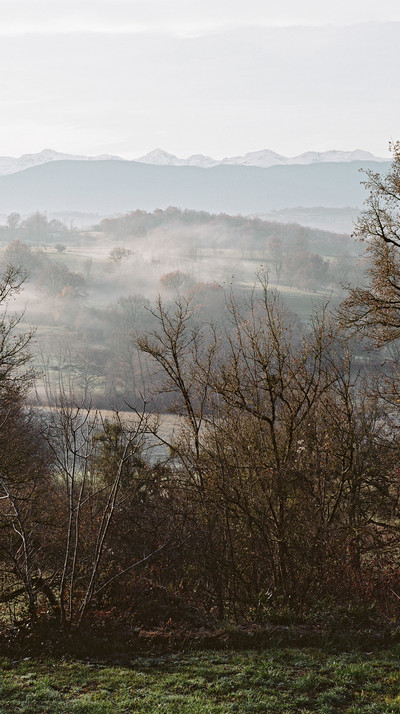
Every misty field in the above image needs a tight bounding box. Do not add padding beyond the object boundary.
[2,647,400,713]
[1,223,342,409]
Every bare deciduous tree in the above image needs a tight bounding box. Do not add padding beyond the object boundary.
[340,141,400,344]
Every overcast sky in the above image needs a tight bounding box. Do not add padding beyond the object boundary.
[0,0,398,158]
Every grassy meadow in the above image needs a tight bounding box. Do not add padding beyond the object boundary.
[2,647,400,713]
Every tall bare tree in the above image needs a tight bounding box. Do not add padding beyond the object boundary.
[340,141,400,344]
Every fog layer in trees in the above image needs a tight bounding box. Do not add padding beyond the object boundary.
[0,207,363,410]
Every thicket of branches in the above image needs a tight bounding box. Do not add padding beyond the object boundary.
[0,274,398,632]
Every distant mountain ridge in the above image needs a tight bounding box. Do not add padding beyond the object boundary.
[0,159,391,216]
[136,147,389,168]
[0,149,123,176]
[0,147,389,175]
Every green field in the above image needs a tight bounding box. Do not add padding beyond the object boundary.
[2,647,400,713]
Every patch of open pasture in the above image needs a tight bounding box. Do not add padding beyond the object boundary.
[281,289,338,323]
[45,248,105,272]
[238,280,335,322]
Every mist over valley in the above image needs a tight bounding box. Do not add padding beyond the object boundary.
[0,204,363,411]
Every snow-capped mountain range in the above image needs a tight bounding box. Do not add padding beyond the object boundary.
[0,147,389,176]
[136,148,389,168]
[0,149,122,176]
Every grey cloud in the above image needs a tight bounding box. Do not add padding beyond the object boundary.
[0,22,398,158]
[1,0,400,35]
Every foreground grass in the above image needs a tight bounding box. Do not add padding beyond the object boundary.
[2,647,400,713]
